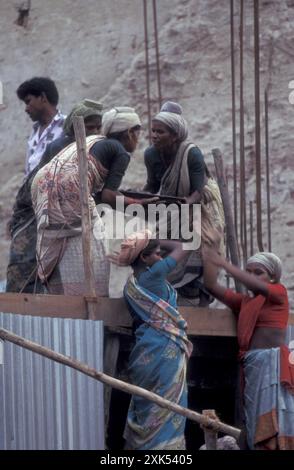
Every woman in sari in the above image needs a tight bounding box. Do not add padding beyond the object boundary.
[110,231,193,450]
[203,248,294,450]
[31,107,155,295]
[144,101,225,306]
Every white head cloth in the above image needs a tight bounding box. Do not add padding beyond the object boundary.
[247,252,282,282]
[153,111,188,142]
[102,107,141,136]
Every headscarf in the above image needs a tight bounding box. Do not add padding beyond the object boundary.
[109,229,153,266]
[160,101,183,115]
[153,108,188,141]
[63,99,103,135]
[246,252,282,282]
[102,107,141,136]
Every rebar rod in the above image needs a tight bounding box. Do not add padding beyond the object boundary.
[254,0,264,251]
[264,88,272,251]
[239,0,247,260]
[249,201,254,256]
[152,0,162,110]
[143,0,152,144]
[230,0,238,240]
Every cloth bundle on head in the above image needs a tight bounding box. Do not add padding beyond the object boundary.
[160,101,183,115]
[63,99,103,135]
[153,106,188,142]
[109,229,153,266]
[247,252,282,282]
[102,106,141,136]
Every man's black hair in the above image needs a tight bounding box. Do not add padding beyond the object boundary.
[16,77,59,106]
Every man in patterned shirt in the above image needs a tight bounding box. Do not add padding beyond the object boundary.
[16,76,66,174]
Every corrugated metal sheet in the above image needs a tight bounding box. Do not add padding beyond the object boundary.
[0,313,104,450]
[287,325,294,344]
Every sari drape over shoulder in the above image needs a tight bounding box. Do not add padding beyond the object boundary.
[123,275,192,450]
[158,140,225,288]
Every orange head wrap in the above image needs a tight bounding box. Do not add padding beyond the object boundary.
[109,229,153,266]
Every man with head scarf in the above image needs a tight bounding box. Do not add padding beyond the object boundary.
[6,99,103,293]
[203,248,294,450]
[143,101,224,306]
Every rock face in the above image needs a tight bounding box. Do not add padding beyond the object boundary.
[0,0,293,305]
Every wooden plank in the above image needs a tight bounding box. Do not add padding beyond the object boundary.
[0,292,293,336]
[182,306,237,337]
[0,292,88,319]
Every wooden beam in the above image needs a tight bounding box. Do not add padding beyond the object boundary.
[0,292,88,319]
[0,292,293,336]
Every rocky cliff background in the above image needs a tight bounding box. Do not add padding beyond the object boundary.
[0,0,293,302]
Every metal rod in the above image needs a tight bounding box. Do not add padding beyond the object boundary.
[249,201,254,256]
[226,243,230,288]
[239,0,247,261]
[264,88,272,251]
[143,0,152,144]
[152,0,162,110]
[254,0,264,251]
[230,0,238,241]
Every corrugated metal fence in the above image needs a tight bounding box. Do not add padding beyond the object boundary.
[0,313,104,450]
[287,325,294,346]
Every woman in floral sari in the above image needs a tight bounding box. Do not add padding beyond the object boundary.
[110,231,192,450]
[31,107,155,295]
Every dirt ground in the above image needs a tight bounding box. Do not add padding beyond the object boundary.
[0,0,293,303]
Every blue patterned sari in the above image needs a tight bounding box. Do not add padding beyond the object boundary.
[123,259,192,450]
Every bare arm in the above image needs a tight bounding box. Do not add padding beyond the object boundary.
[159,240,192,263]
[203,255,228,303]
[206,250,269,297]
[183,189,202,205]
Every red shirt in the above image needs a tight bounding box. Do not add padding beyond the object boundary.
[224,283,289,330]
[224,283,294,393]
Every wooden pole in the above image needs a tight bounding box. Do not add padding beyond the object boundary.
[212,148,243,293]
[0,327,241,440]
[72,116,97,319]
[201,409,218,449]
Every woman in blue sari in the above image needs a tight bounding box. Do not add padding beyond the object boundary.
[110,231,192,450]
